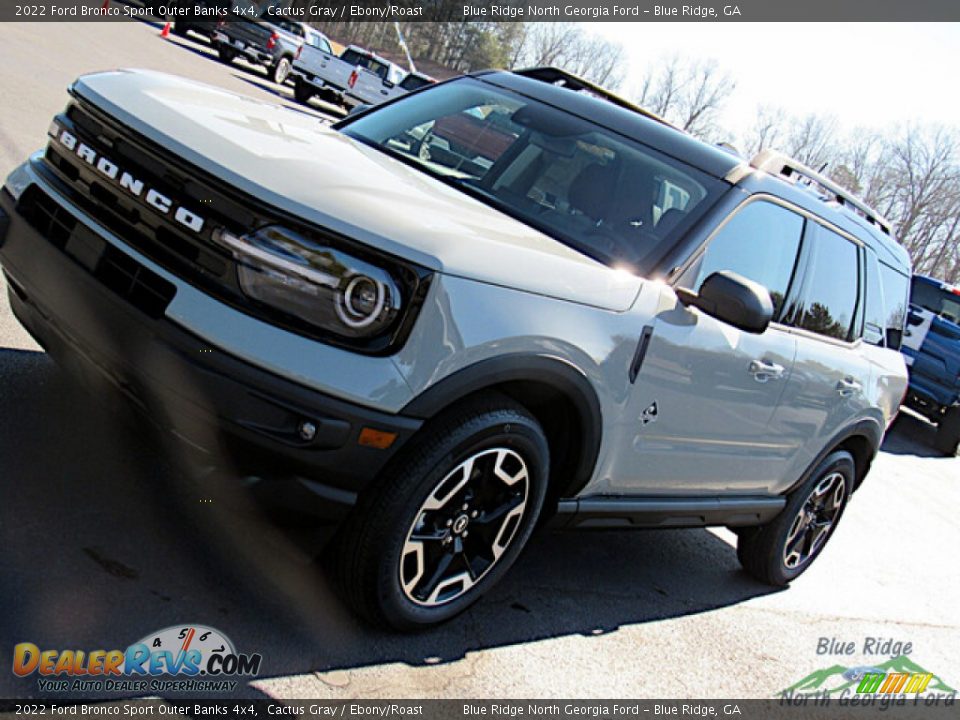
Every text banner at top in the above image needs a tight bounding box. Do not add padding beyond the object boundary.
[5,0,960,23]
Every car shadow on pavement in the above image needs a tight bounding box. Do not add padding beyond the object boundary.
[880,411,947,458]
[0,347,781,699]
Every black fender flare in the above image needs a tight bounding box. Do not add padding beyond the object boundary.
[402,354,603,498]
[785,418,883,496]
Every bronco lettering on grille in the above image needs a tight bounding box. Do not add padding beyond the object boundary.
[51,124,206,234]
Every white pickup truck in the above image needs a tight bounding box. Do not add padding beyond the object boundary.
[291,44,410,109]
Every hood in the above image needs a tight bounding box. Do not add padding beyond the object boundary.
[72,70,642,312]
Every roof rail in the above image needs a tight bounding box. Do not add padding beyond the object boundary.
[513,67,677,130]
[750,149,894,236]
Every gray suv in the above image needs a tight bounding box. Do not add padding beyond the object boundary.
[0,67,911,629]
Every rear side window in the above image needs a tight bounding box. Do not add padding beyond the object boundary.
[863,251,886,347]
[795,226,860,341]
[311,36,332,54]
[880,264,910,349]
[692,200,804,320]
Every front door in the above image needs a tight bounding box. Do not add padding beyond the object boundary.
[604,198,808,494]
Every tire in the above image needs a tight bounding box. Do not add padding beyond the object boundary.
[172,22,188,37]
[934,406,960,456]
[217,46,236,64]
[271,56,292,85]
[738,450,854,586]
[329,395,549,630]
[293,78,314,105]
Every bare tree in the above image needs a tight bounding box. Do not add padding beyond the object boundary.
[829,125,960,282]
[741,105,786,157]
[634,56,735,139]
[783,113,839,170]
[511,23,627,90]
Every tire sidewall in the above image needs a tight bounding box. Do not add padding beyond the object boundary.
[273,57,291,84]
[372,412,549,629]
[773,451,854,583]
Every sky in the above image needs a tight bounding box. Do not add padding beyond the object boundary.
[592,23,960,139]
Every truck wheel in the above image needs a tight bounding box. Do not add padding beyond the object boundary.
[172,22,188,37]
[217,46,236,65]
[271,56,292,85]
[934,407,960,456]
[293,78,314,105]
[738,450,854,586]
[329,396,549,630]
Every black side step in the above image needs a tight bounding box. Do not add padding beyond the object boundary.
[553,494,787,530]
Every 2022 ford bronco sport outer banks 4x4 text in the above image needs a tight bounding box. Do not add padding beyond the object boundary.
[0,67,911,629]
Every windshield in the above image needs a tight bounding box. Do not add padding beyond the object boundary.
[340,78,723,272]
[912,277,960,324]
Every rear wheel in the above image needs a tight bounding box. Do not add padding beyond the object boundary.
[738,451,854,586]
[293,78,314,105]
[271,56,292,85]
[934,406,960,456]
[217,46,236,64]
[329,396,549,630]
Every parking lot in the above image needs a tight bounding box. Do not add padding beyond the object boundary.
[0,20,957,700]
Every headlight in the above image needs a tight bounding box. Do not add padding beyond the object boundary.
[213,225,403,340]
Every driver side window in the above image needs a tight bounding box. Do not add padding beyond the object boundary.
[692,200,804,320]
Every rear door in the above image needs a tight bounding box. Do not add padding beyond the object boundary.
[611,198,804,494]
[772,221,872,476]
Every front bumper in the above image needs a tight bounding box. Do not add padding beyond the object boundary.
[0,181,422,519]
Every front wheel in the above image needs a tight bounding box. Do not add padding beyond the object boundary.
[934,406,960,456]
[217,46,236,64]
[738,450,854,585]
[329,397,549,630]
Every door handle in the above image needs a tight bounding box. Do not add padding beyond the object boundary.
[836,377,862,396]
[749,359,785,383]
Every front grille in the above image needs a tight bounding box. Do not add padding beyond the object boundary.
[17,186,175,318]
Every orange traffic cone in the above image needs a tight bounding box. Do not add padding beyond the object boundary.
[160,22,171,38]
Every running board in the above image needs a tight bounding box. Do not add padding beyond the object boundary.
[552,495,786,530]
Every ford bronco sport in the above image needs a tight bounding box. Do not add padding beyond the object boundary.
[0,67,911,629]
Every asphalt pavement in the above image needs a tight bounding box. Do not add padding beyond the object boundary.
[0,20,957,700]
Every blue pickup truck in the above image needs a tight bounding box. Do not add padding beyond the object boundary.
[901,274,960,455]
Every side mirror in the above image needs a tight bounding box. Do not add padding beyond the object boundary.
[675,271,774,334]
[347,103,371,117]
